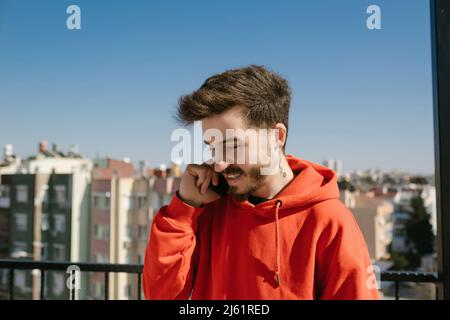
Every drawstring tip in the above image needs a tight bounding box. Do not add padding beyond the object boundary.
[275,273,281,287]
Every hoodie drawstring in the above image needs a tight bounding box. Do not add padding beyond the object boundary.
[274,199,282,287]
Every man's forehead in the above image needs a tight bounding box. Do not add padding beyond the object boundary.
[201,105,247,129]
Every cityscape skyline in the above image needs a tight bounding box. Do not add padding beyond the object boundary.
[0,0,435,174]
[0,135,437,299]
[0,140,435,177]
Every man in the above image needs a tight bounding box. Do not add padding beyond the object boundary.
[143,65,379,300]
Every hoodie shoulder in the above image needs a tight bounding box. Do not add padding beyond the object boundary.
[308,199,367,244]
[309,198,353,222]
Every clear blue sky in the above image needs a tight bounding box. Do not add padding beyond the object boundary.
[0,0,434,174]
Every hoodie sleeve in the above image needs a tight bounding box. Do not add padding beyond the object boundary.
[315,201,380,300]
[143,192,203,299]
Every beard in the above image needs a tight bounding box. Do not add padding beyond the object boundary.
[224,165,266,201]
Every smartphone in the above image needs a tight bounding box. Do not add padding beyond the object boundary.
[208,174,229,197]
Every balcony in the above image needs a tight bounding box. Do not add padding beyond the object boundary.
[0,259,440,300]
[0,259,142,300]
[0,0,448,303]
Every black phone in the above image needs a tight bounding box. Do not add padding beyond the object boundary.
[208,174,229,197]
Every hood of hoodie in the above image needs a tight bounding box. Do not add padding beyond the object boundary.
[230,154,340,215]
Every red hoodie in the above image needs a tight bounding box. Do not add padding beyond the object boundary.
[143,155,380,300]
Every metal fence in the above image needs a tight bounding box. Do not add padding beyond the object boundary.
[0,259,142,300]
[0,259,440,300]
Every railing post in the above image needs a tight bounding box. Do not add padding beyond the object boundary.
[394,281,400,300]
[40,269,45,300]
[8,269,14,300]
[436,283,439,300]
[137,272,142,300]
[70,270,76,300]
[104,272,109,300]
[431,0,450,300]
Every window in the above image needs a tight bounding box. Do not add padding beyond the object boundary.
[41,243,48,260]
[14,271,26,289]
[40,184,49,203]
[93,192,110,210]
[122,195,134,211]
[102,225,109,240]
[124,284,132,298]
[0,185,10,208]
[54,185,67,205]
[53,244,65,261]
[137,195,146,209]
[0,269,6,286]
[124,225,132,240]
[54,214,66,233]
[12,241,27,258]
[16,185,28,203]
[15,213,27,231]
[41,213,49,231]
[138,225,147,240]
[92,282,103,298]
[94,224,109,240]
[94,225,99,239]
[52,273,64,296]
[94,254,108,263]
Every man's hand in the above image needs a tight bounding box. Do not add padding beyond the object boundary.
[178,163,221,207]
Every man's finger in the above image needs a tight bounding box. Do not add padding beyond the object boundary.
[195,167,207,187]
[200,174,212,195]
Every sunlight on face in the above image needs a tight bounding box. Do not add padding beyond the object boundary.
[202,106,280,197]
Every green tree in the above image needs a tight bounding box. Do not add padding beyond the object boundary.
[405,196,434,257]
[389,252,409,270]
[410,176,429,185]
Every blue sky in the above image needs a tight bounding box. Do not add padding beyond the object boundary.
[0,0,434,174]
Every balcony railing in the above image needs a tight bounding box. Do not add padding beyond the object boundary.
[0,259,440,300]
[0,259,142,300]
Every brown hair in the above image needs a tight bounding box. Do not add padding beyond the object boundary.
[177,65,292,137]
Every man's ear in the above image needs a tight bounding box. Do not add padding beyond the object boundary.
[273,123,287,151]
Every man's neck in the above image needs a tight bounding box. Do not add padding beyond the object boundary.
[251,155,294,200]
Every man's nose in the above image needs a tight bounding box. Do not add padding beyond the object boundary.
[214,161,230,173]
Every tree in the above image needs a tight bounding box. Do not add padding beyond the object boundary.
[405,196,434,258]
[410,176,428,185]
[390,252,409,270]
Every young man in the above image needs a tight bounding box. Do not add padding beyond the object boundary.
[143,65,380,300]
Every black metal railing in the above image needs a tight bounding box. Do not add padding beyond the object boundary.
[381,270,439,300]
[0,259,142,300]
[0,259,440,300]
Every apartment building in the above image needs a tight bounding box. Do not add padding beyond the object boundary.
[0,142,92,299]
[340,189,394,261]
[89,160,181,299]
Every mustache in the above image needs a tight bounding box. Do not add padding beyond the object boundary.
[223,166,245,176]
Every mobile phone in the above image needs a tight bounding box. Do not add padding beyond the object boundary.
[208,174,229,197]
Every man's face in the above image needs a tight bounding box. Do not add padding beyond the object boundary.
[202,106,279,199]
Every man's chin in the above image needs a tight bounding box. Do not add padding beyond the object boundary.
[229,186,248,201]
[229,183,259,202]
